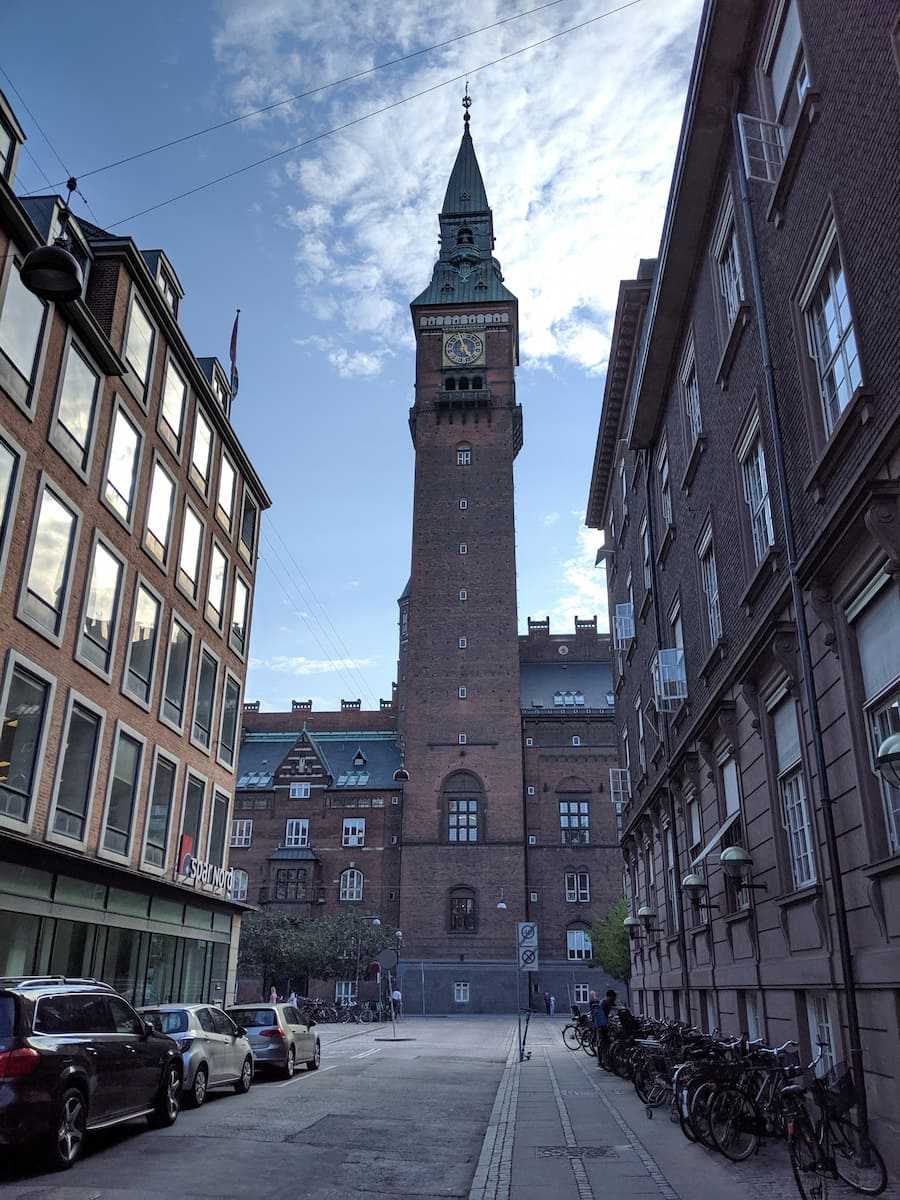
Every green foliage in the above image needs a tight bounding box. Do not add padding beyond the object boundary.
[589,897,631,985]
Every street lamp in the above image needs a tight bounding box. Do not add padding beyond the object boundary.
[637,905,662,935]
[20,179,84,303]
[719,845,767,891]
[681,872,720,914]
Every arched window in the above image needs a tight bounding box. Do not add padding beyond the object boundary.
[458,376,469,390]
[567,926,592,960]
[572,735,581,746]
[449,886,476,931]
[456,226,474,245]
[471,376,483,390]
[457,442,472,466]
[339,868,363,901]
[443,770,484,842]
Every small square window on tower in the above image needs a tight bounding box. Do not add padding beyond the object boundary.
[459,498,468,509]
[458,686,467,699]
[530,891,539,902]
[459,637,467,649]
[458,733,467,745]
[527,785,535,795]
[525,737,533,747]
[459,543,468,555]
[459,589,468,601]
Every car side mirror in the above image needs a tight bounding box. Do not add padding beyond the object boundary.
[308,1018,317,1028]
[141,1018,155,1037]
[237,1026,247,1037]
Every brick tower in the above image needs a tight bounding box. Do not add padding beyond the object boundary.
[396,96,526,1011]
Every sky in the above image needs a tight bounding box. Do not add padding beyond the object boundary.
[4,0,703,711]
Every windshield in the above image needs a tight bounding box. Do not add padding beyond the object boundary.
[142,1009,189,1035]
[227,1007,275,1028]
[0,997,15,1038]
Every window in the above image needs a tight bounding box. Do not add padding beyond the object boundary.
[206,543,227,629]
[177,505,203,600]
[572,735,581,746]
[559,800,589,846]
[52,341,100,473]
[285,818,309,847]
[192,648,218,750]
[458,686,467,699]
[525,737,533,747]
[459,498,468,509]
[145,461,175,566]
[665,827,680,932]
[0,661,51,823]
[52,700,102,841]
[124,583,161,704]
[180,774,205,859]
[216,456,236,531]
[573,983,590,1005]
[713,201,744,330]
[801,229,862,436]
[0,254,47,405]
[449,798,478,842]
[340,868,363,901]
[636,694,646,775]
[806,992,836,1075]
[290,783,311,799]
[619,458,628,525]
[22,483,79,639]
[681,343,702,444]
[104,403,141,524]
[698,526,722,643]
[190,408,213,496]
[144,753,176,868]
[230,870,248,902]
[458,637,467,649]
[457,444,471,466]
[640,517,651,591]
[161,616,192,728]
[274,866,308,901]
[79,539,124,674]
[335,980,354,1006]
[342,818,365,847]
[458,732,467,745]
[459,589,468,601]
[160,357,187,454]
[855,582,900,854]
[565,870,590,902]
[454,982,470,1003]
[774,698,815,888]
[450,888,476,931]
[763,0,808,130]
[567,929,592,960]
[123,294,154,398]
[0,437,21,581]
[239,490,258,561]
[459,543,468,555]
[231,818,253,847]
[230,573,249,655]
[103,728,143,855]
[207,791,229,867]
[739,424,775,566]
[219,673,241,768]
[657,440,672,526]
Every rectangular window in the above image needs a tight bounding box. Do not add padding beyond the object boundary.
[666,827,680,932]
[342,818,366,847]
[79,539,124,674]
[230,573,249,655]
[285,818,309,847]
[764,0,808,129]
[559,800,589,846]
[774,699,815,888]
[450,894,475,931]
[740,428,775,565]
[144,753,176,868]
[162,616,192,728]
[230,870,248,902]
[713,206,744,330]
[335,980,354,1006]
[640,518,651,591]
[192,649,218,750]
[458,732,467,744]
[636,695,646,775]
[567,929,592,961]
[145,461,175,566]
[459,543,468,555]
[459,589,467,601]
[0,254,47,404]
[457,448,471,465]
[459,637,467,649]
[289,782,311,799]
[219,673,241,768]
[52,700,102,841]
[103,728,143,855]
[565,870,590,902]
[806,992,836,1075]
[231,818,252,848]
[458,686,467,699]
[160,357,187,454]
[0,436,21,580]
[206,543,227,629]
[216,456,236,531]
[123,294,154,397]
[459,498,468,509]
[125,583,161,704]
[0,663,51,823]
[180,774,205,859]
[208,791,229,868]
[22,483,78,638]
[190,408,213,496]
[239,490,258,561]
[802,231,862,436]
[698,528,722,643]
[449,798,478,842]
[276,866,309,901]
[177,505,203,600]
[681,346,702,444]
[104,403,141,524]
[657,441,672,525]
[53,342,100,473]
[453,982,470,1003]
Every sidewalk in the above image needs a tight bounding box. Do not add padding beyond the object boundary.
[469,1016,899,1200]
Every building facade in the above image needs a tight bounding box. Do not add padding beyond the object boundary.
[0,89,270,1006]
[586,0,900,1165]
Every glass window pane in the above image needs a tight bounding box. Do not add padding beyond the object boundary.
[126,585,161,703]
[104,731,142,854]
[181,776,204,855]
[219,675,240,766]
[81,542,123,672]
[104,407,140,521]
[206,545,227,625]
[163,618,191,726]
[217,458,235,528]
[53,702,101,839]
[178,507,203,596]
[193,652,217,748]
[24,488,76,634]
[240,493,257,555]
[0,666,50,821]
[56,343,99,470]
[208,793,228,867]
[161,358,186,449]
[145,756,176,867]
[0,260,46,385]
[191,410,212,489]
[146,463,174,562]
[0,438,20,557]
[124,296,153,386]
[231,576,248,652]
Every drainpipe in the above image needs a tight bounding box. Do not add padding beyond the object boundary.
[731,102,868,1137]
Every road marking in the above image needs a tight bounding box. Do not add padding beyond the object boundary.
[352,1047,382,1059]
[275,1064,337,1087]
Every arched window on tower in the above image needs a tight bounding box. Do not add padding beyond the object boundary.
[445,377,456,391]
[456,226,474,245]
[457,442,472,466]
[449,886,477,931]
[339,868,363,901]
[443,770,483,842]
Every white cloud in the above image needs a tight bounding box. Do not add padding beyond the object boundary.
[249,655,375,676]
[550,524,608,631]
[543,511,559,527]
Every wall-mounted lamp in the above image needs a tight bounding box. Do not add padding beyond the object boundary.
[875,734,900,790]
[20,178,83,303]
[623,915,643,940]
[637,904,663,934]
[719,845,767,891]
[681,872,720,912]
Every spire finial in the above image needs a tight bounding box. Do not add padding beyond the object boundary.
[463,82,471,130]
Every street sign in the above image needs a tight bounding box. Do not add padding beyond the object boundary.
[517,922,538,972]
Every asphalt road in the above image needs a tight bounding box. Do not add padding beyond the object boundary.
[0,1017,513,1199]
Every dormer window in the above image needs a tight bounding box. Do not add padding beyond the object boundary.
[158,270,179,319]
[352,750,367,770]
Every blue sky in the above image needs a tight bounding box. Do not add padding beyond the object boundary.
[4,0,703,710]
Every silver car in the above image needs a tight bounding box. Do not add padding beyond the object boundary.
[139,1004,253,1107]
[225,1003,320,1079]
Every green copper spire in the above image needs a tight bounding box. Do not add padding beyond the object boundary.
[412,92,516,306]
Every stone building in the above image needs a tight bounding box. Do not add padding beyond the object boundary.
[0,89,270,1005]
[586,0,900,1164]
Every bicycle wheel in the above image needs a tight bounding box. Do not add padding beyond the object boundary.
[562,1025,581,1051]
[709,1088,761,1161]
[789,1108,828,1200]
[676,1079,699,1143]
[689,1080,720,1150]
[829,1118,887,1195]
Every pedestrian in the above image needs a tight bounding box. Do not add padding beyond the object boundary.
[594,988,616,1067]
[269,985,278,1005]
[288,990,298,1007]
[549,995,556,1015]
[544,991,551,1015]
[391,986,402,1020]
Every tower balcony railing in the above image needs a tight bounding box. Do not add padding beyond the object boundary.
[435,389,492,408]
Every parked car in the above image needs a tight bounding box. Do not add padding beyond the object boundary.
[0,976,182,1170]
[138,1004,253,1107]
[225,1003,320,1079]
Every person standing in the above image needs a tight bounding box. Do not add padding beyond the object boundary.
[391,986,402,1020]
[269,985,278,1005]
[544,992,552,1015]
[549,995,557,1015]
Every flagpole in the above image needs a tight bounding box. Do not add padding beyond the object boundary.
[229,308,240,399]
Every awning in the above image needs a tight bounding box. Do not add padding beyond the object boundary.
[690,811,740,866]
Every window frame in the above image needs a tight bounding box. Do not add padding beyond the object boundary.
[189,406,214,499]
[697,523,723,646]
[144,455,177,569]
[206,789,230,868]
[190,644,220,754]
[48,690,106,847]
[231,818,253,848]
[559,799,590,846]
[159,613,193,733]
[205,539,228,632]
[289,782,311,799]
[101,397,143,529]
[566,927,592,961]
[17,474,81,645]
[339,867,363,902]
[158,353,188,458]
[449,887,477,932]
[141,749,179,872]
[76,533,126,680]
[230,569,250,657]
[122,576,163,709]
[737,415,775,568]
[711,193,745,337]
[99,720,146,862]
[0,431,24,593]
[0,653,56,833]
[238,488,258,564]
[215,454,237,535]
[0,248,49,412]
[342,817,366,847]
[176,499,205,605]
[564,869,590,903]
[285,818,309,848]
[679,337,703,447]
[49,335,101,478]
[217,670,241,770]
[122,290,155,407]
[179,770,207,866]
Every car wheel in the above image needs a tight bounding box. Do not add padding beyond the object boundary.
[306,1041,321,1071]
[234,1056,253,1094]
[281,1046,295,1080]
[47,1086,87,1170]
[148,1063,181,1128]
[189,1064,208,1107]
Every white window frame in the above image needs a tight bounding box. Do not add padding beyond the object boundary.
[566,928,592,961]
[122,578,163,709]
[565,870,590,903]
[189,407,213,498]
[457,445,471,466]
[290,782,311,799]
[216,454,236,533]
[340,867,364,901]
[656,438,672,526]
[680,338,702,444]
[738,418,775,565]
[762,0,809,128]
[342,817,366,847]
[453,981,470,1003]
[285,818,309,848]
[145,457,176,568]
[99,720,146,862]
[177,501,205,603]
[806,991,837,1076]
[230,869,249,902]
[230,570,250,656]
[205,540,228,631]
[712,196,744,331]
[698,525,722,643]
[123,291,155,404]
[159,354,187,456]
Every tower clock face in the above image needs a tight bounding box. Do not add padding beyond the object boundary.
[444,330,484,365]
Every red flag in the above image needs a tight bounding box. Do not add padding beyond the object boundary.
[229,309,240,398]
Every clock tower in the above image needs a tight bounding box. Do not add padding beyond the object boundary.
[397,97,526,1010]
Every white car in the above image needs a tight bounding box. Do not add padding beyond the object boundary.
[139,1004,253,1107]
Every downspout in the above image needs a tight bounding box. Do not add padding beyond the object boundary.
[731,100,869,1137]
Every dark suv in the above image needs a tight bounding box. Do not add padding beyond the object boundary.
[0,976,182,1169]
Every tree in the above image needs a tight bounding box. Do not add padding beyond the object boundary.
[590,897,631,985]
[237,910,300,993]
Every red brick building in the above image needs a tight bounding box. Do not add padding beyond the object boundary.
[587,0,900,1164]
